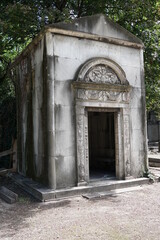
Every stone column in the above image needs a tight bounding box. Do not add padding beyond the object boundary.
[76,105,88,186]
[115,110,124,179]
[45,32,56,189]
[123,108,132,179]
[84,109,89,182]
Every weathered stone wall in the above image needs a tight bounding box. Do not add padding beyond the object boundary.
[14,15,148,189]
[16,36,50,185]
[53,33,147,185]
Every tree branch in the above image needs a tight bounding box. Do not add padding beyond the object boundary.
[77,0,84,18]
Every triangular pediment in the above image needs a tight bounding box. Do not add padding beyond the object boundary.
[51,14,142,44]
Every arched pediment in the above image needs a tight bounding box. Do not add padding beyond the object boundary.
[77,58,129,85]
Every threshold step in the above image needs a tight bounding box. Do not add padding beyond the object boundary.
[82,186,143,200]
[9,173,150,202]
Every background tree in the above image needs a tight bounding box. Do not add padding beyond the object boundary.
[0,0,160,110]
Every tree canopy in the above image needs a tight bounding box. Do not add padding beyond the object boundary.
[0,0,160,113]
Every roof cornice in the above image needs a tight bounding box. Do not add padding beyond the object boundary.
[11,27,144,68]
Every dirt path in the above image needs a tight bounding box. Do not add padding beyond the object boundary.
[0,183,160,240]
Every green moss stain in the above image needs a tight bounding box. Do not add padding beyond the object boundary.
[38,35,49,185]
[25,56,35,178]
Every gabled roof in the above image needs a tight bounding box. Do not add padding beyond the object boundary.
[49,14,142,44]
[12,14,143,67]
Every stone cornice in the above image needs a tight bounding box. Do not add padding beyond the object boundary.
[11,27,144,68]
[72,81,131,92]
[48,28,144,49]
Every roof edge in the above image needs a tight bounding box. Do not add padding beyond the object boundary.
[11,28,47,68]
[48,14,143,45]
[11,24,144,68]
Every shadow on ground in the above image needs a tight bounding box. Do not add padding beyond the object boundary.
[0,175,71,239]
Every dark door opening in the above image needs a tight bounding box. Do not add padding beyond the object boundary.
[88,111,116,181]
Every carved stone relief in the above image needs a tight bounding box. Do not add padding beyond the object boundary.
[84,112,89,181]
[77,89,130,103]
[77,58,128,85]
[74,58,131,184]
[123,114,131,177]
[76,106,89,185]
[84,64,121,84]
[76,114,85,182]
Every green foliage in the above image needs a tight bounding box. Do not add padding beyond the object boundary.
[0,0,160,113]
[106,1,160,114]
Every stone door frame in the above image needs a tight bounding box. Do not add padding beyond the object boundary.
[72,58,132,186]
[75,102,131,186]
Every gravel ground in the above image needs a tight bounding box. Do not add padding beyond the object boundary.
[0,176,160,240]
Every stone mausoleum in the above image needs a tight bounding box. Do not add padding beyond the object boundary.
[12,14,148,190]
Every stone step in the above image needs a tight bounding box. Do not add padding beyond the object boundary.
[149,158,160,163]
[149,167,160,182]
[9,173,150,202]
[0,168,9,176]
[150,162,160,167]
[148,155,160,168]
[82,186,143,200]
[0,186,18,204]
[54,178,149,200]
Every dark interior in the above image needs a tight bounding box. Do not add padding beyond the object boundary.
[88,111,116,181]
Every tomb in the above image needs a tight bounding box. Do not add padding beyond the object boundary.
[12,14,148,190]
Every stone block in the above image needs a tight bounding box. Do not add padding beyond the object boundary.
[130,108,142,130]
[108,45,121,63]
[32,85,43,110]
[148,125,159,142]
[56,156,76,189]
[54,81,74,106]
[53,35,109,60]
[0,186,18,204]
[31,38,44,66]
[130,129,144,153]
[122,66,141,88]
[54,57,81,81]
[120,46,140,67]
[55,130,76,157]
[130,87,142,109]
[47,130,56,157]
[130,152,144,177]
[55,105,75,132]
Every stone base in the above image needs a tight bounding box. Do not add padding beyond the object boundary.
[125,175,134,180]
[10,173,150,202]
[77,181,88,187]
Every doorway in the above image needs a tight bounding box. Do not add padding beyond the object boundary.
[88,111,116,181]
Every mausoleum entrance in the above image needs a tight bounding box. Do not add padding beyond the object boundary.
[88,111,116,180]
[73,58,132,186]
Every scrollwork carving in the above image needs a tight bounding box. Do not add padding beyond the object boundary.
[77,89,129,103]
[123,114,131,177]
[84,65,121,84]
[76,113,85,182]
